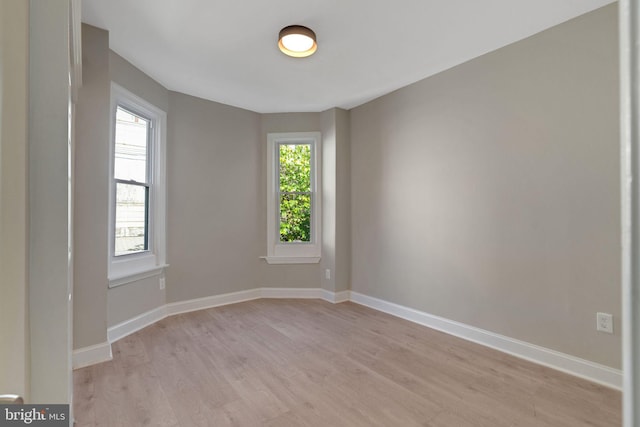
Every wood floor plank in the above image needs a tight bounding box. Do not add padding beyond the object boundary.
[74,299,621,426]
[73,367,96,426]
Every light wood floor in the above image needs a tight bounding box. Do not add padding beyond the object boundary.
[73,299,621,426]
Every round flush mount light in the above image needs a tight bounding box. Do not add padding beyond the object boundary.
[278,25,317,58]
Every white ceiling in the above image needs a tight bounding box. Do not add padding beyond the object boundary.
[82,0,614,114]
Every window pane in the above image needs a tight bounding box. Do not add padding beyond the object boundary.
[115,182,149,256]
[279,143,311,192]
[115,107,148,183]
[280,193,311,242]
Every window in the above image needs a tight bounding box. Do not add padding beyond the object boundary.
[114,107,150,256]
[266,132,321,263]
[109,83,166,286]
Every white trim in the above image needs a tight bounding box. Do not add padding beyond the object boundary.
[349,291,622,390]
[107,305,167,343]
[259,287,350,303]
[108,264,168,288]
[620,0,640,424]
[266,132,322,259]
[72,342,112,370]
[261,287,323,299]
[322,289,351,303]
[261,256,321,264]
[166,289,262,316]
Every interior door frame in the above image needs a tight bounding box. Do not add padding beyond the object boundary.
[619,0,640,426]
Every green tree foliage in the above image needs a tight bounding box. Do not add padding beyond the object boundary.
[279,144,311,242]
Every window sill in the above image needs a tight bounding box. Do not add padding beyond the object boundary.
[108,264,169,288]
[260,256,320,265]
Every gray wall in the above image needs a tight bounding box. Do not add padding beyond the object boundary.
[258,113,323,288]
[74,24,109,348]
[321,108,351,293]
[166,92,262,302]
[334,109,351,293]
[165,100,331,303]
[350,4,620,368]
[108,276,165,326]
[110,51,169,114]
[74,25,171,346]
[106,51,169,326]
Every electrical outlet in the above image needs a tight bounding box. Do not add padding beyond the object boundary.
[596,312,613,334]
[325,269,331,280]
[159,277,165,290]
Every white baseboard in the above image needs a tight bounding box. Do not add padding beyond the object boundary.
[259,287,352,303]
[166,288,261,316]
[322,289,351,303]
[349,291,622,390]
[260,287,323,299]
[108,305,167,343]
[72,341,112,370]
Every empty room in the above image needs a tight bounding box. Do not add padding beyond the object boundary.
[2,0,639,426]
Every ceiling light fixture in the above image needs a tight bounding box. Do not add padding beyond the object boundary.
[278,25,317,58]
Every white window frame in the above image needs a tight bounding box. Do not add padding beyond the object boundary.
[108,83,167,287]
[265,132,321,264]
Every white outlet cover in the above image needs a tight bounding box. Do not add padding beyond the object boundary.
[596,312,613,334]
